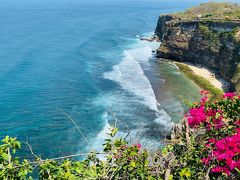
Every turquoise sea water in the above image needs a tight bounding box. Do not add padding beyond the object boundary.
[0,0,205,159]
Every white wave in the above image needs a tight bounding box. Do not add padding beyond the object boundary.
[127,46,152,62]
[115,127,165,151]
[154,110,173,128]
[90,112,111,156]
[104,42,171,125]
[174,72,181,75]
[170,62,180,70]
[104,48,158,111]
[96,112,111,140]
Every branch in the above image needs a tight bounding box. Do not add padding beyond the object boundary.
[204,167,211,180]
[122,120,131,141]
[13,152,105,168]
[25,135,41,160]
[108,109,118,128]
[164,168,171,180]
[108,110,131,141]
[184,119,190,145]
[57,108,89,146]
[7,147,11,164]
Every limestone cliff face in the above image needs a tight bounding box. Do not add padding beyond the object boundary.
[155,15,240,91]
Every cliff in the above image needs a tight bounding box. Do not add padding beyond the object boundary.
[155,3,240,91]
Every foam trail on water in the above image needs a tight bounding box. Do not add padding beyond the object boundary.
[171,62,180,70]
[104,47,157,111]
[104,41,172,126]
[97,112,111,139]
[91,112,111,152]
[154,110,173,127]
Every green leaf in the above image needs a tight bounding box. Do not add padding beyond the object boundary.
[2,152,9,161]
[130,161,136,167]
[114,139,123,147]
[161,147,168,156]
[180,168,191,178]
[110,128,118,137]
[2,136,9,143]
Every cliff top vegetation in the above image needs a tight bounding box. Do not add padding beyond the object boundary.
[170,2,240,20]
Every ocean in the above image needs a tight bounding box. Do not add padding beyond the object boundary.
[0,0,204,159]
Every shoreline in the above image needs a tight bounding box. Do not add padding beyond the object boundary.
[161,59,227,100]
[175,62,230,92]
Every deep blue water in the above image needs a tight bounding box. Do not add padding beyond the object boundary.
[0,0,208,159]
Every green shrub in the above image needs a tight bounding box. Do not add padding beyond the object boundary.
[0,93,239,179]
[198,25,220,48]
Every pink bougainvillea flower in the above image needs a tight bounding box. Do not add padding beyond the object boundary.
[201,96,208,104]
[234,120,240,126]
[113,155,120,159]
[213,119,223,129]
[201,157,211,165]
[200,90,209,95]
[121,145,127,149]
[205,143,211,147]
[226,158,238,170]
[211,166,230,175]
[187,106,206,128]
[208,138,216,143]
[210,133,240,172]
[215,139,226,150]
[236,128,240,133]
[205,122,212,131]
[223,92,235,99]
[136,144,141,149]
[206,109,216,116]
[190,91,240,175]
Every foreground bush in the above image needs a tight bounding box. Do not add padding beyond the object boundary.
[186,91,240,178]
[0,91,239,179]
[163,91,240,179]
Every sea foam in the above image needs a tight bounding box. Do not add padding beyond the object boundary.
[104,40,172,126]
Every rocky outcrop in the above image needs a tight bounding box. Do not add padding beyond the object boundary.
[155,15,240,91]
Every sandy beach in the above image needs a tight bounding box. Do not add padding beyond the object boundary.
[174,62,230,92]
